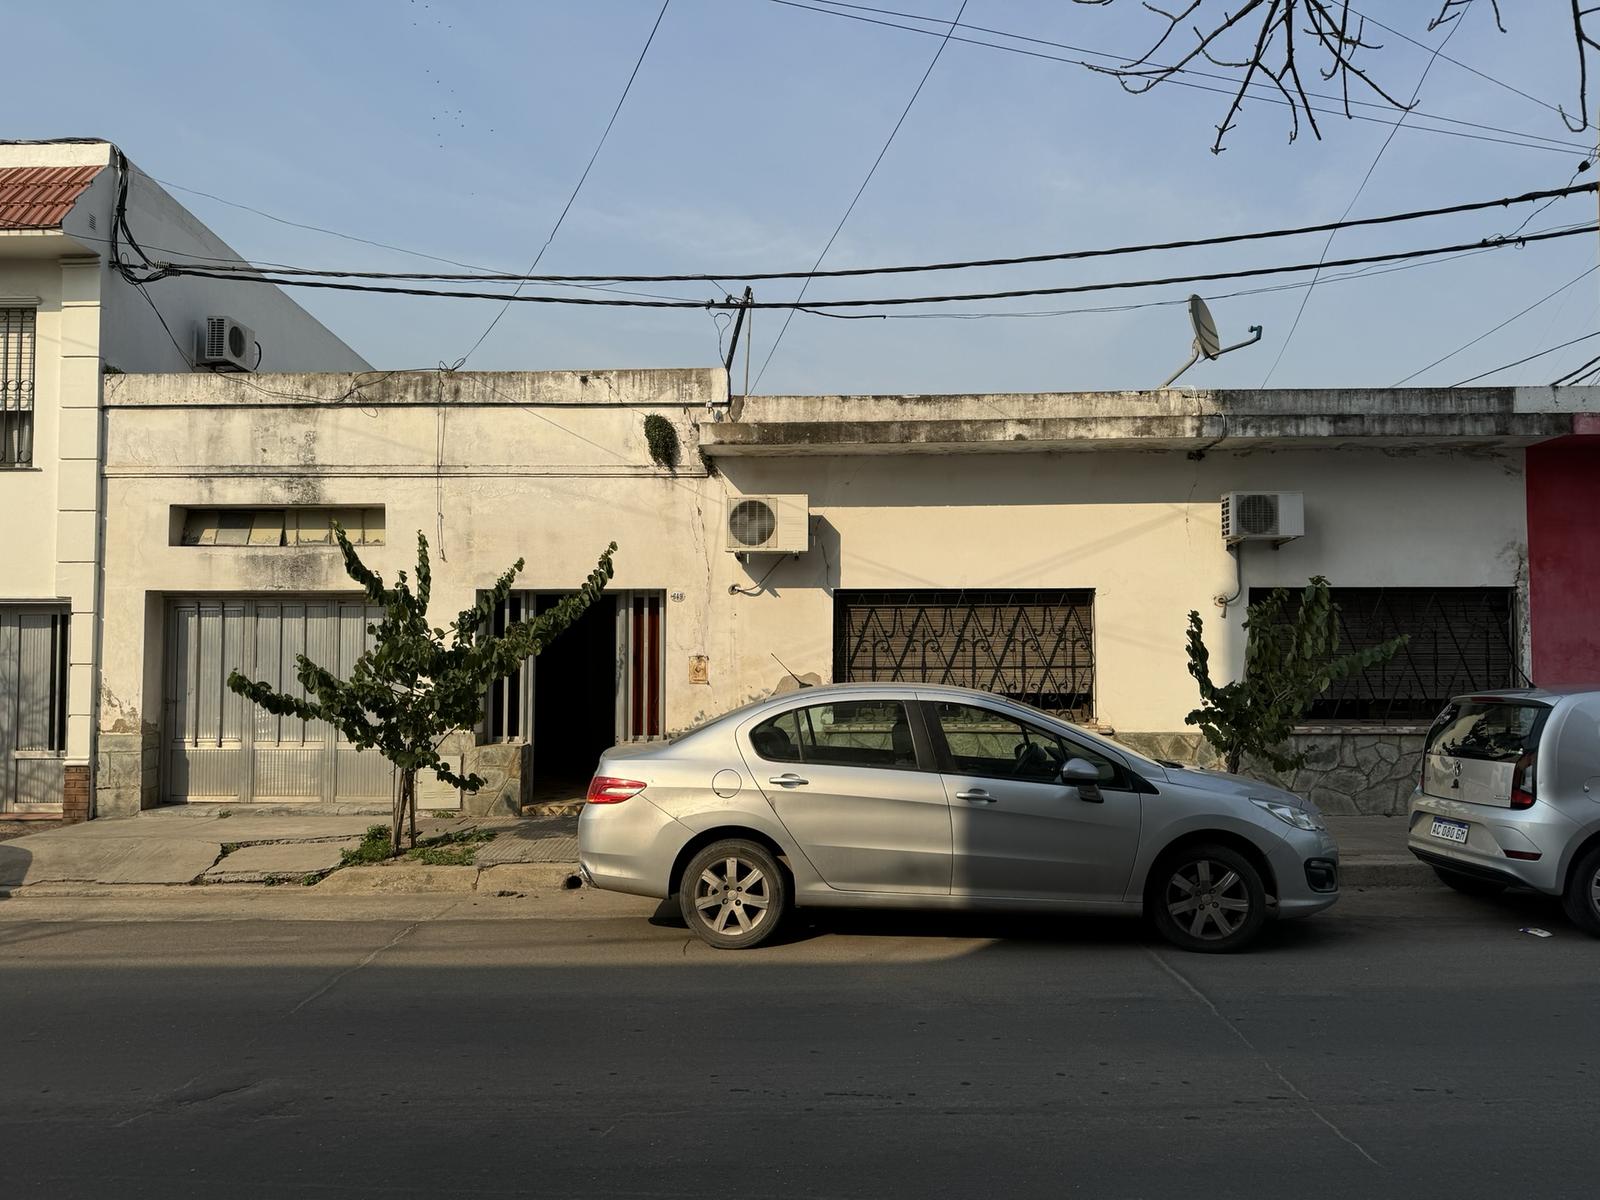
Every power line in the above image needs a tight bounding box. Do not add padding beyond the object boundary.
[455,0,672,367]
[798,222,1592,318]
[126,182,1598,285]
[1391,263,1600,384]
[762,0,1592,155]
[145,223,1596,310]
[1260,2,1473,387]
[751,0,969,390]
[1450,329,1600,385]
[1344,4,1566,121]
[1553,348,1600,385]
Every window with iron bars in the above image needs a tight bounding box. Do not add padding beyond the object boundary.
[833,589,1096,720]
[1,307,36,468]
[1247,586,1519,722]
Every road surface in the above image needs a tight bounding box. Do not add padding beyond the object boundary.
[2,885,1596,1198]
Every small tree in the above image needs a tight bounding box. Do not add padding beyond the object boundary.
[228,525,616,852]
[1184,576,1406,775]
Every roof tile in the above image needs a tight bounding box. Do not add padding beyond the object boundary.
[0,165,104,230]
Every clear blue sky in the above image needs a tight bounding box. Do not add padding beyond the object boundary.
[10,1,1598,393]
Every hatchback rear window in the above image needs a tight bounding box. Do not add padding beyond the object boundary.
[1425,700,1548,763]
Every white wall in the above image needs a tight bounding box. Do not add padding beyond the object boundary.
[99,373,1530,769]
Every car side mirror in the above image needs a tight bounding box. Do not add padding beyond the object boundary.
[1061,758,1101,784]
[1061,757,1105,803]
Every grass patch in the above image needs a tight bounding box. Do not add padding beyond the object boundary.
[339,824,398,867]
[337,823,497,868]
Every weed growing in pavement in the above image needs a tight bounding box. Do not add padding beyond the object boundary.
[338,823,496,868]
[340,824,398,866]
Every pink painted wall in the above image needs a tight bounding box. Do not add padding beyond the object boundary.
[1527,428,1600,686]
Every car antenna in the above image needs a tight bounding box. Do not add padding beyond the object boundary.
[772,653,810,688]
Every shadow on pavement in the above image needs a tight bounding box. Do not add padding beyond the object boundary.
[0,841,29,898]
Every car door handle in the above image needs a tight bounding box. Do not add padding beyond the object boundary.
[956,789,996,804]
[768,773,809,787]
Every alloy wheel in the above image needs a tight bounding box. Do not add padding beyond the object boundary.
[1165,858,1253,941]
[691,854,773,938]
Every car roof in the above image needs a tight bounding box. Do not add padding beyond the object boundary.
[1450,686,1600,702]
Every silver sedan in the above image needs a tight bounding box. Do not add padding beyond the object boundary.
[578,684,1340,952]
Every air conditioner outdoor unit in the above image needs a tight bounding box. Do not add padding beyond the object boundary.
[725,494,810,555]
[1221,491,1304,544]
[195,316,258,371]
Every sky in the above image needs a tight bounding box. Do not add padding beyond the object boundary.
[8,0,1599,393]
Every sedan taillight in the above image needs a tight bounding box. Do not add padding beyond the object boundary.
[587,776,647,804]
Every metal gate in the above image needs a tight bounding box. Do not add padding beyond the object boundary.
[0,606,68,812]
[164,598,390,804]
[834,589,1095,719]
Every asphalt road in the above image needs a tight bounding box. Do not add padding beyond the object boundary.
[2,885,1597,1199]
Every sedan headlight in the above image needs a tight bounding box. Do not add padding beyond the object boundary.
[1251,798,1324,831]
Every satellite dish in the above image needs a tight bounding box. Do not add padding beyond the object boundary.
[1190,295,1221,359]
[1160,295,1263,387]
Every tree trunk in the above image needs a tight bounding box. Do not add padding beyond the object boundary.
[391,770,405,853]
[406,769,418,848]
[1225,748,1243,775]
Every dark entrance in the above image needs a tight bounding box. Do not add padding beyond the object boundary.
[532,593,617,794]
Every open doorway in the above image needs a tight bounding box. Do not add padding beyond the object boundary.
[531,593,618,800]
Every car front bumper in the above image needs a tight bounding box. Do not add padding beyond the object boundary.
[1266,825,1341,918]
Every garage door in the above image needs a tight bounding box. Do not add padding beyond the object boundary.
[164,599,391,805]
[833,589,1095,720]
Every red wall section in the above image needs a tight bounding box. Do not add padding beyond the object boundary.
[1527,435,1600,686]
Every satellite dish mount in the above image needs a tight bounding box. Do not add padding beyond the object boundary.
[1161,295,1263,388]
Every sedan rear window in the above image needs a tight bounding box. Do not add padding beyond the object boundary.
[749,700,918,769]
[1425,700,1548,763]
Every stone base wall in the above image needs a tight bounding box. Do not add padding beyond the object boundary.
[95,728,160,818]
[1117,729,1426,816]
[461,741,529,816]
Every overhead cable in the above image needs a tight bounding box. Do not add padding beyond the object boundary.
[142,224,1596,310]
[123,182,1599,285]
[751,0,970,389]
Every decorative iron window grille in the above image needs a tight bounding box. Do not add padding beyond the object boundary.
[834,589,1095,720]
[1247,586,1519,722]
[1,307,36,468]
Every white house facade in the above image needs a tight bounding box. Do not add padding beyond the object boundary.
[0,139,369,819]
[91,368,1600,821]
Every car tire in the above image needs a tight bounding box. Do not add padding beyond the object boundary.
[1561,844,1600,937]
[1432,865,1507,897]
[1150,843,1268,954]
[678,839,787,950]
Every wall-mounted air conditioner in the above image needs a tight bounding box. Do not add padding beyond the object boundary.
[1221,491,1304,544]
[725,494,810,555]
[195,316,258,371]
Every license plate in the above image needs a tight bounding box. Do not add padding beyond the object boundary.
[1430,817,1470,844]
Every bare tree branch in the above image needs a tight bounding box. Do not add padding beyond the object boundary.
[1073,0,1594,148]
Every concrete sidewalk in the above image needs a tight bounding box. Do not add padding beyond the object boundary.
[0,805,1427,895]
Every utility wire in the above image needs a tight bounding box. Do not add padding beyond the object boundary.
[751,0,968,390]
[1260,1,1473,387]
[764,0,1592,155]
[1344,4,1566,120]
[1391,264,1600,384]
[1450,329,1600,385]
[798,222,1592,318]
[1552,347,1600,385]
[126,182,1597,285]
[144,224,1595,310]
[454,0,671,367]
